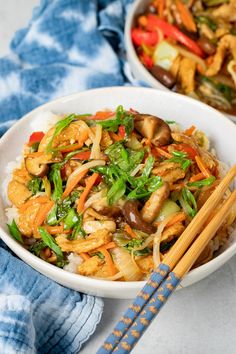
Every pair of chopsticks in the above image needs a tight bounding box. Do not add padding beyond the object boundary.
[97,164,236,354]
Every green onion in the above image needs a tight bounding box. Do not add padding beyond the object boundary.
[38,227,63,258]
[166,120,176,124]
[180,187,197,218]
[7,220,23,243]
[64,208,79,230]
[172,150,187,158]
[107,178,126,205]
[70,214,86,240]
[188,176,216,188]
[30,142,40,153]
[49,167,63,201]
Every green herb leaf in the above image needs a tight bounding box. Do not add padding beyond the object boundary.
[133,247,152,257]
[107,178,126,205]
[46,114,76,152]
[166,120,176,124]
[124,239,143,252]
[195,15,217,31]
[168,151,191,170]
[38,227,63,258]
[7,220,23,243]
[141,156,154,178]
[188,175,216,188]
[97,105,134,136]
[27,177,43,195]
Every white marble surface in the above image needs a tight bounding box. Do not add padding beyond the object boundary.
[1,1,236,354]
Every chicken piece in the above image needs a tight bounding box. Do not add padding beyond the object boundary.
[100,130,113,148]
[215,27,229,39]
[56,229,112,253]
[77,256,103,276]
[161,222,185,242]
[18,200,43,236]
[212,0,236,22]
[170,55,182,78]
[83,220,116,234]
[38,120,90,151]
[152,162,186,183]
[12,167,31,185]
[94,263,114,278]
[171,132,199,150]
[205,35,236,77]
[8,180,32,207]
[136,255,154,274]
[178,57,196,94]
[141,182,170,223]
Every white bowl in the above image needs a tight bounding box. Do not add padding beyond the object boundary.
[125,0,236,123]
[0,87,236,299]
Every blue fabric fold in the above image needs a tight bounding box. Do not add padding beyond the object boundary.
[0,0,135,352]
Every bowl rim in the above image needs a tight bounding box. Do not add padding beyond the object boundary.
[1,85,236,291]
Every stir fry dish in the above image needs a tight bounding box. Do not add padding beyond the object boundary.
[131,0,236,115]
[6,106,236,281]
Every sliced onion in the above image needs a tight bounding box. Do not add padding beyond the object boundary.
[111,247,143,281]
[84,190,104,209]
[173,44,206,71]
[66,160,105,188]
[153,213,179,268]
[90,125,102,160]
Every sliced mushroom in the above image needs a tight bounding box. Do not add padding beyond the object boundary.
[123,200,156,235]
[25,156,49,177]
[25,152,62,177]
[134,114,171,146]
[141,182,170,223]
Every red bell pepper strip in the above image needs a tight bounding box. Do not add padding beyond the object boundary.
[146,15,204,58]
[94,174,103,186]
[172,143,198,160]
[71,151,91,160]
[29,131,45,145]
[140,53,154,68]
[131,28,159,46]
[118,125,126,138]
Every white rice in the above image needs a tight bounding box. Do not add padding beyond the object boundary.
[63,253,83,273]
[30,110,60,133]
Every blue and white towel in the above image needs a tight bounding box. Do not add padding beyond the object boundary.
[0,0,135,353]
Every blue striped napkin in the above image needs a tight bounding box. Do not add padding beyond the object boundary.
[0,0,134,353]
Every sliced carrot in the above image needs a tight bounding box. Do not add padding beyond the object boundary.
[77,173,99,213]
[88,111,114,120]
[124,224,137,239]
[80,252,91,261]
[195,155,211,178]
[19,196,50,213]
[189,172,205,183]
[109,132,123,142]
[155,212,186,228]
[62,169,88,198]
[157,0,165,19]
[98,247,116,276]
[176,0,197,32]
[35,201,54,228]
[104,242,116,250]
[138,15,148,27]
[155,147,172,159]
[184,125,196,136]
[44,224,71,235]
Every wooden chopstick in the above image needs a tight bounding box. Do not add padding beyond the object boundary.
[98,165,236,354]
[108,189,236,354]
